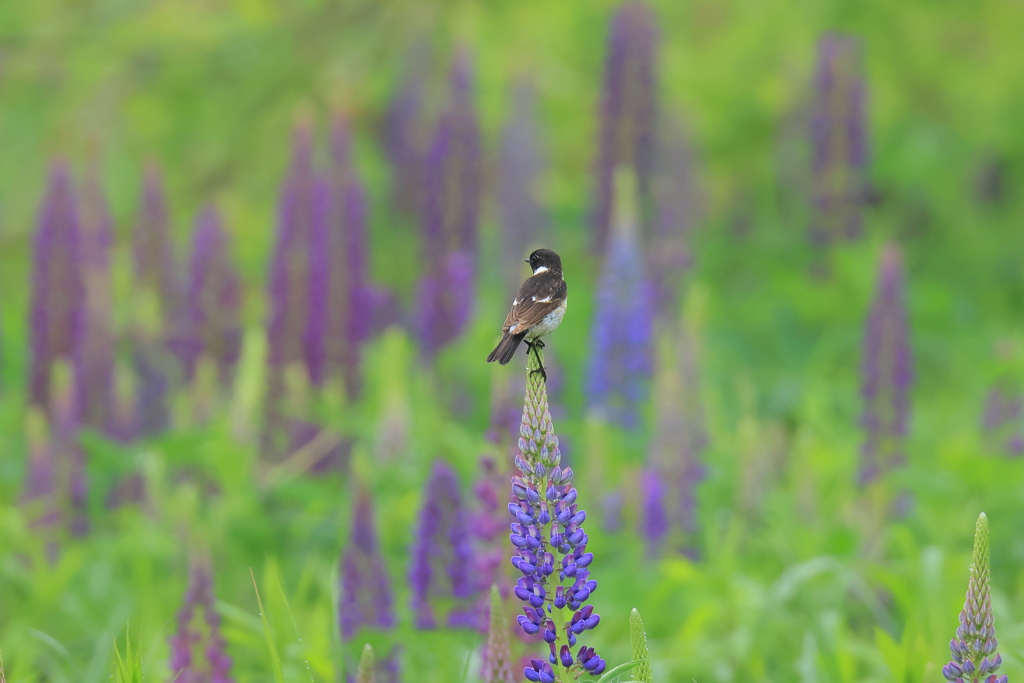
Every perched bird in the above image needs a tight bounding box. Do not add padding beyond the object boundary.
[487,248,567,378]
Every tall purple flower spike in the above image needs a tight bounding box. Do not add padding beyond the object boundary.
[498,79,547,281]
[942,513,1007,683]
[639,469,669,556]
[307,117,373,398]
[409,460,475,629]
[592,0,657,253]
[809,32,869,246]
[416,51,481,357]
[382,43,430,217]
[647,319,706,556]
[860,243,912,484]
[511,347,606,681]
[173,206,243,387]
[22,362,89,539]
[132,164,177,436]
[649,119,699,318]
[587,171,654,429]
[76,169,116,435]
[472,458,510,631]
[262,124,319,459]
[340,488,396,641]
[29,162,85,414]
[169,561,235,683]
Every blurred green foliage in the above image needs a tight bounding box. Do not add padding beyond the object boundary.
[2,1,1024,682]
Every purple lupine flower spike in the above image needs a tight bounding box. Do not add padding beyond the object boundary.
[592,1,658,253]
[942,513,1007,683]
[649,119,699,318]
[76,168,116,435]
[498,79,548,284]
[170,560,235,683]
[472,458,510,631]
[416,52,480,357]
[587,170,654,429]
[409,460,476,629]
[809,33,869,247]
[382,44,430,216]
[132,164,177,436]
[511,347,605,681]
[860,243,912,484]
[174,206,242,387]
[318,116,372,398]
[29,161,86,414]
[639,469,668,556]
[340,488,396,641]
[647,313,706,556]
[263,124,319,458]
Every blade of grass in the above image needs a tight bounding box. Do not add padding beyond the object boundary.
[251,567,287,683]
[266,557,315,683]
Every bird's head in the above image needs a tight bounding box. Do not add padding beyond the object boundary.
[527,248,562,275]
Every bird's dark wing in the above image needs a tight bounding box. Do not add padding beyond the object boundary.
[502,276,567,334]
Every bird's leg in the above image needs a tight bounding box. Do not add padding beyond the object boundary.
[527,339,548,382]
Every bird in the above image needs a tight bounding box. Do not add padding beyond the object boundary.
[486,248,567,379]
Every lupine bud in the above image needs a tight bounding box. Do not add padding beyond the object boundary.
[587,169,654,429]
[809,32,869,247]
[340,489,396,641]
[942,513,1007,683]
[630,609,653,683]
[169,561,234,683]
[859,243,912,484]
[592,0,657,252]
[355,643,375,683]
[410,460,476,628]
[29,162,85,415]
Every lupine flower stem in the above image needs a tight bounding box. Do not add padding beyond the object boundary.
[511,347,605,682]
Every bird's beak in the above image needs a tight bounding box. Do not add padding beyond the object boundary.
[524,259,530,263]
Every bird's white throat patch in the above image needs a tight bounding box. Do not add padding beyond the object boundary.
[532,266,549,274]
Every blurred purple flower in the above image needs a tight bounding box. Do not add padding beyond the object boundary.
[171,206,242,387]
[980,381,1024,457]
[21,362,88,539]
[592,1,658,252]
[809,32,869,246]
[587,174,654,429]
[383,44,430,216]
[471,458,510,632]
[647,321,706,554]
[498,80,547,278]
[29,162,86,414]
[649,120,700,317]
[131,164,178,436]
[860,243,912,484]
[75,169,116,435]
[340,488,396,641]
[416,52,481,357]
[307,117,373,397]
[169,562,234,683]
[409,460,475,629]
[640,469,668,556]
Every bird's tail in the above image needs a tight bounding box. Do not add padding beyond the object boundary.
[486,332,526,365]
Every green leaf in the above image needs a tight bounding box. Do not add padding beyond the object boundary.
[111,626,143,683]
[629,608,653,683]
[250,568,286,683]
[592,660,641,683]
